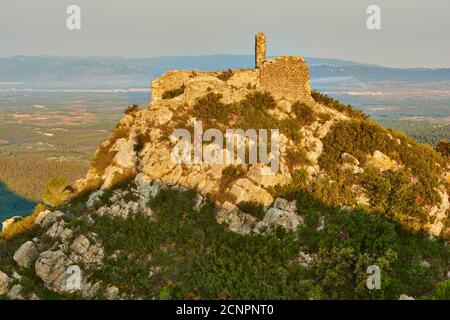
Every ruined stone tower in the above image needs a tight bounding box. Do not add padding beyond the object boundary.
[255,32,266,68]
[152,33,312,104]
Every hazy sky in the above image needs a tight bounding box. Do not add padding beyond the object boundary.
[1,0,449,68]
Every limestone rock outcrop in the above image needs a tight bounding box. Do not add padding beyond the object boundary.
[13,241,38,268]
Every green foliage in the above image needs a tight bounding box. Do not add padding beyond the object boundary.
[134,132,148,153]
[2,183,448,300]
[221,165,246,189]
[218,165,246,202]
[311,90,367,120]
[162,85,185,99]
[292,102,316,126]
[269,169,308,200]
[436,140,450,158]
[83,187,449,300]
[90,189,310,299]
[41,176,70,208]
[190,92,300,141]
[298,208,449,299]
[362,168,425,229]
[430,281,450,300]
[285,148,308,170]
[318,112,332,123]
[319,119,443,206]
[191,93,229,129]
[237,201,265,220]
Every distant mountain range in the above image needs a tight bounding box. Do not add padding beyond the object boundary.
[1,55,450,90]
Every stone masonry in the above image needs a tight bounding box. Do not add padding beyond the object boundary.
[255,32,266,69]
[151,33,312,104]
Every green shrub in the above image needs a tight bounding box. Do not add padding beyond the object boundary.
[190,92,300,141]
[162,85,185,99]
[431,280,450,300]
[319,120,443,206]
[41,176,70,208]
[311,90,366,120]
[292,102,316,126]
[362,168,426,230]
[85,187,449,300]
[220,165,246,190]
[436,140,450,158]
[285,148,308,170]
[237,201,265,220]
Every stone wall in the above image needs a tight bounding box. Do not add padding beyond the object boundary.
[255,32,266,69]
[151,69,259,104]
[151,34,312,105]
[259,56,312,103]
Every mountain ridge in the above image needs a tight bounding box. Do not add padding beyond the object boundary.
[0,34,449,300]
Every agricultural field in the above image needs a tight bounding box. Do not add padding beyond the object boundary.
[0,91,149,214]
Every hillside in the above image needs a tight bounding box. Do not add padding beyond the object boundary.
[0,34,449,300]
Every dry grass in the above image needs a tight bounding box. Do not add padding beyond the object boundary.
[0,203,47,240]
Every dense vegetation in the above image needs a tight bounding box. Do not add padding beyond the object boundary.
[311,90,367,120]
[8,184,444,300]
[1,88,448,300]
[162,85,185,100]
[319,120,444,204]
[190,92,303,142]
[436,140,450,158]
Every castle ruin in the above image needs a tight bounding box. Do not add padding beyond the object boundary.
[151,33,312,104]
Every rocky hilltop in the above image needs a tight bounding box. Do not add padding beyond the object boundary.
[0,34,449,300]
[74,33,449,238]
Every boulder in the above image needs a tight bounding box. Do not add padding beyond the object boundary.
[13,241,38,268]
[229,178,273,206]
[273,198,289,211]
[0,271,11,295]
[70,234,104,267]
[365,150,401,171]
[341,153,364,174]
[35,249,81,293]
[263,207,303,232]
[81,281,101,299]
[297,251,314,267]
[86,189,105,208]
[35,210,64,228]
[247,164,290,187]
[46,221,73,244]
[7,284,25,300]
[104,285,119,300]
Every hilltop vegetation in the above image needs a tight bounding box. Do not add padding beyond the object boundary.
[0,49,448,301]
[1,183,448,300]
